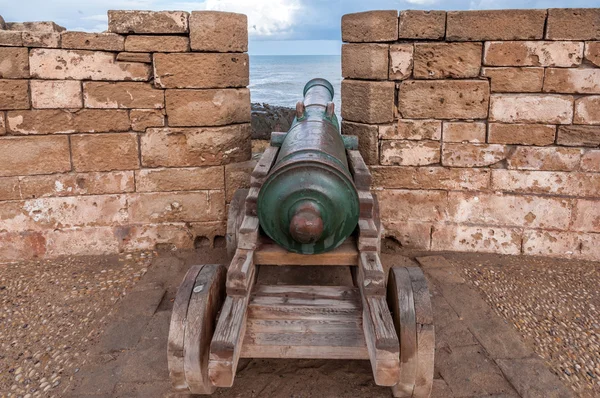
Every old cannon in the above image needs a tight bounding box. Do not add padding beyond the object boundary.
[167,79,435,397]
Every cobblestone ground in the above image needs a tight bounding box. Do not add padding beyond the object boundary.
[0,252,155,397]
[447,253,600,398]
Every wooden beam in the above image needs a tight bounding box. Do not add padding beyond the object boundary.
[226,249,256,296]
[237,216,260,250]
[250,146,279,187]
[254,237,359,266]
[347,149,372,190]
[358,251,386,296]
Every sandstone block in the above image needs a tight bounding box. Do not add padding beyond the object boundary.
[61,32,125,51]
[524,230,600,261]
[581,150,600,172]
[128,191,225,223]
[341,80,395,124]
[398,80,490,119]
[544,68,600,94]
[380,140,441,166]
[165,88,250,127]
[45,227,120,257]
[383,221,432,250]
[414,42,482,79]
[108,10,189,34]
[341,121,379,165]
[0,113,5,135]
[135,167,224,192]
[0,177,20,200]
[488,124,556,146]
[389,44,413,80]
[546,8,600,40]
[442,143,506,167]
[506,147,582,171]
[71,133,139,172]
[116,52,152,63]
[190,11,247,52]
[225,160,256,202]
[557,126,600,147]
[19,171,135,199]
[442,122,486,143]
[141,124,251,167]
[572,199,600,232]
[130,109,165,131]
[0,47,29,78]
[491,169,600,197]
[7,109,130,134]
[6,21,65,33]
[125,35,189,52]
[484,41,583,67]
[398,10,445,39]
[153,53,248,89]
[432,225,521,255]
[482,67,544,92]
[30,49,151,81]
[0,136,70,176]
[22,32,60,48]
[447,9,546,41]
[342,43,389,80]
[0,231,49,261]
[574,96,600,124]
[585,42,600,67]
[377,189,446,222]
[489,94,574,124]
[31,80,82,109]
[83,82,164,109]
[371,166,490,191]
[342,11,398,42]
[389,119,441,140]
[0,80,29,109]
[0,31,24,46]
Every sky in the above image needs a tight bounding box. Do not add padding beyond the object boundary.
[0,0,597,55]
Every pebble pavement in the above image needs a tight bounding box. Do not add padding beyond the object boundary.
[0,252,154,398]
[447,253,600,398]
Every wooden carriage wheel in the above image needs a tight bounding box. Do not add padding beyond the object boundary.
[168,264,227,394]
[226,189,249,259]
[387,266,434,398]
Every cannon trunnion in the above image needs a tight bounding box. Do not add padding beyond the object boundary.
[167,79,435,398]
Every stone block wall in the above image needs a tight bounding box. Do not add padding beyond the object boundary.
[0,10,253,261]
[341,9,600,261]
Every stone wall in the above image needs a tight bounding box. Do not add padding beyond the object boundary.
[0,10,253,261]
[341,9,600,261]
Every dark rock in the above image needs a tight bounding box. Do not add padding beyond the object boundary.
[251,103,295,140]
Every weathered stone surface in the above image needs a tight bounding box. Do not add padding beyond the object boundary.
[489,94,574,124]
[22,32,60,48]
[0,113,5,135]
[488,124,556,146]
[398,10,445,39]
[371,166,490,190]
[507,146,582,171]
[387,119,441,140]
[581,150,600,172]
[383,221,432,250]
[546,8,600,40]
[524,230,600,261]
[446,9,546,41]
[128,191,225,223]
[141,124,251,167]
[108,10,189,34]
[557,125,600,147]
[341,43,388,80]
[544,68,600,94]
[19,171,135,199]
[31,80,82,109]
[6,21,65,33]
[389,44,413,80]
[7,109,130,134]
[484,41,583,67]
[190,11,247,52]
[225,160,256,202]
[0,136,70,176]
[84,82,164,109]
[125,35,189,52]
[30,49,151,81]
[0,79,29,109]
[165,88,250,127]
[414,43,482,79]
[491,169,600,197]
[130,109,165,131]
[0,176,20,200]
[153,53,248,89]
[432,225,522,254]
[116,52,152,63]
[61,32,125,51]
[135,167,224,192]
[378,189,446,222]
[71,133,139,172]
[585,41,600,67]
[482,67,544,92]
[0,31,23,46]
[442,122,486,143]
[341,121,379,165]
[398,80,490,119]
[0,47,29,78]
[572,199,600,232]
[342,10,398,42]
[574,96,600,124]
[442,143,507,167]
[341,80,395,124]
[380,140,441,166]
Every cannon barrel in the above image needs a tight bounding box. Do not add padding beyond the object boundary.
[257,78,360,254]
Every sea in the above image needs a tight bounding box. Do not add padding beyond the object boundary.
[249,55,342,112]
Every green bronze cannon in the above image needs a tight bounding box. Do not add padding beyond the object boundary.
[257,78,360,254]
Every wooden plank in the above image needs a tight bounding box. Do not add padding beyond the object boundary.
[412,324,435,398]
[358,251,385,296]
[407,267,434,325]
[252,284,359,300]
[167,265,203,391]
[241,343,368,360]
[254,236,359,266]
[269,131,287,147]
[358,190,374,219]
[246,317,362,334]
[248,302,361,320]
[251,146,279,187]
[249,295,360,310]
[237,215,260,250]
[245,330,366,348]
[226,249,255,296]
[347,149,372,190]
